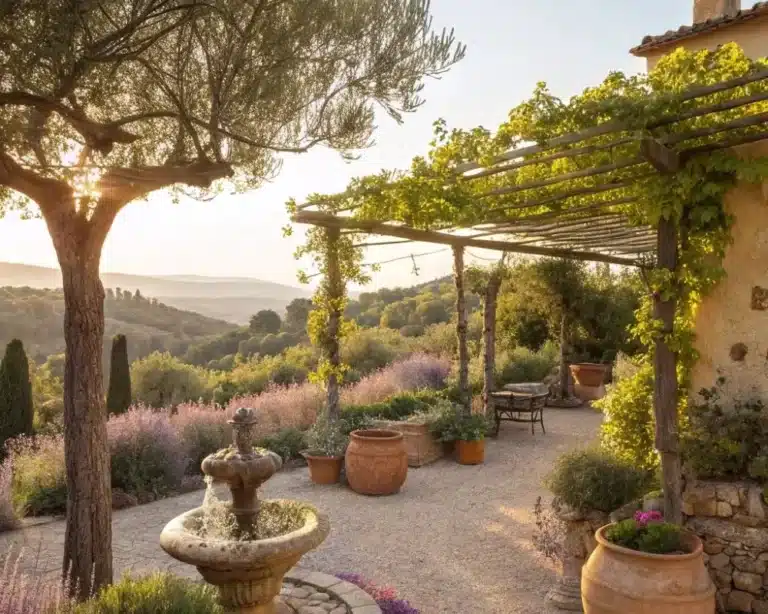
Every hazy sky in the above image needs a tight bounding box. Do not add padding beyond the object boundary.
[0,0,692,290]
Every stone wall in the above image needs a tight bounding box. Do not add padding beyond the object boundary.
[684,480,768,613]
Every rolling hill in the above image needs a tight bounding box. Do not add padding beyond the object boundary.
[0,262,311,324]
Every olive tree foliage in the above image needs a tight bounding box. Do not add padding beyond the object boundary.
[0,0,465,597]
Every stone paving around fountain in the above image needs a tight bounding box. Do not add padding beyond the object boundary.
[0,406,601,614]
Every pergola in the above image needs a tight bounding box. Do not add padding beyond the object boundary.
[291,67,768,524]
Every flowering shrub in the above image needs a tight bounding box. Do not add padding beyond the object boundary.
[7,435,66,517]
[605,512,683,555]
[107,408,187,498]
[170,403,230,474]
[341,355,450,406]
[232,383,324,432]
[335,573,419,614]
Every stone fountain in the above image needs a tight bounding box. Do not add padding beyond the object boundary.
[160,408,330,614]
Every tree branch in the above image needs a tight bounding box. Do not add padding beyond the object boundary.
[0,150,72,212]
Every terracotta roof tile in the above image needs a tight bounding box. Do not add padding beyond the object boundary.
[630,2,768,55]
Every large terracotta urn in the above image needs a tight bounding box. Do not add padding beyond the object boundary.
[569,363,609,388]
[581,525,715,614]
[345,429,408,496]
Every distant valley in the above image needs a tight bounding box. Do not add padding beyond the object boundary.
[0,262,311,324]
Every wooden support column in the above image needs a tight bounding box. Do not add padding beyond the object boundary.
[453,245,471,415]
[482,268,503,419]
[558,312,571,400]
[654,216,683,525]
[325,227,343,422]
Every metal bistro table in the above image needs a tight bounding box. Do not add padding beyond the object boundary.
[489,387,549,436]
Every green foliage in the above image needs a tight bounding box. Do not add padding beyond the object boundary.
[596,363,658,471]
[341,390,445,428]
[545,449,650,513]
[0,339,33,451]
[427,401,489,442]
[257,428,307,461]
[249,310,282,335]
[605,519,683,555]
[498,343,558,385]
[107,335,132,415]
[304,417,348,457]
[284,298,314,333]
[131,352,210,408]
[9,436,67,517]
[682,381,768,483]
[68,572,222,614]
[31,358,64,434]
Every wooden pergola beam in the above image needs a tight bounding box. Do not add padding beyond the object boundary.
[455,69,768,175]
[292,210,646,267]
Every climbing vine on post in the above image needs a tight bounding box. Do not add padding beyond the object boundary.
[287,210,370,422]
[452,245,471,415]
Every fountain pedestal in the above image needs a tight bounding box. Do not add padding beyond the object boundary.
[160,408,330,614]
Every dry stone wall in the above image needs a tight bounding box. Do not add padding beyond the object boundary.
[683,480,768,613]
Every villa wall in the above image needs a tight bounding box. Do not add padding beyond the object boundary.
[690,142,768,401]
[643,16,768,70]
[684,480,768,612]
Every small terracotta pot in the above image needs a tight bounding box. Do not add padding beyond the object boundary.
[302,453,343,485]
[456,439,485,465]
[581,525,715,614]
[345,429,408,496]
[569,363,609,388]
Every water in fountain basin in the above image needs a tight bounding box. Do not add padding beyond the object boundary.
[193,476,306,542]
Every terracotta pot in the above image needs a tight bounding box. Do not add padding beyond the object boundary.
[456,439,484,465]
[581,525,715,614]
[345,429,408,496]
[302,453,343,485]
[569,363,609,388]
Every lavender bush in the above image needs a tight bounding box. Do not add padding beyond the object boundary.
[336,573,419,614]
[107,408,187,498]
[171,403,230,474]
[341,355,450,407]
[0,546,71,613]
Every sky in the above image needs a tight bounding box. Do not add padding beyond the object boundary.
[0,0,693,291]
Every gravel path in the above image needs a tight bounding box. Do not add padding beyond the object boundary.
[0,406,601,614]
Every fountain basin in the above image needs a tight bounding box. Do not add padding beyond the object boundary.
[160,499,330,613]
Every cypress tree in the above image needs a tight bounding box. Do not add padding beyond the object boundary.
[0,339,33,451]
[106,335,131,415]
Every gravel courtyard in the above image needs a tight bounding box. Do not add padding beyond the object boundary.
[0,406,602,614]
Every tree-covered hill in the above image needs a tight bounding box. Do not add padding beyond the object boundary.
[0,286,237,363]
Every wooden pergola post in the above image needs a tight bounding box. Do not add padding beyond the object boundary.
[482,262,504,419]
[653,216,683,525]
[325,227,343,422]
[453,245,471,415]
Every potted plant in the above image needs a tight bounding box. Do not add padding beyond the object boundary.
[582,511,715,614]
[430,406,489,465]
[569,362,609,388]
[301,418,347,485]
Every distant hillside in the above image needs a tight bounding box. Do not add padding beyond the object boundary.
[0,286,237,364]
[0,262,310,324]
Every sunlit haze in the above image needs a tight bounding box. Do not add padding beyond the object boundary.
[0,0,690,291]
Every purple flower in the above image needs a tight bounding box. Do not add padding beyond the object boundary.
[633,510,663,525]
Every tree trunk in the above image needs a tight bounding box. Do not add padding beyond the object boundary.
[654,217,682,525]
[482,274,502,418]
[324,228,343,422]
[453,246,470,415]
[59,250,112,597]
[559,312,570,399]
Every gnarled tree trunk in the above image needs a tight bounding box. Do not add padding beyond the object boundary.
[57,240,112,598]
[559,312,570,399]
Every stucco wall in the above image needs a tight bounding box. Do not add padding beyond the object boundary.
[642,16,768,70]
[691,142,768,400]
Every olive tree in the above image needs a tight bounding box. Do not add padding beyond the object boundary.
[0,0,464,595]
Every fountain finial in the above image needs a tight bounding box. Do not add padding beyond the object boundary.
[229,407,258,455]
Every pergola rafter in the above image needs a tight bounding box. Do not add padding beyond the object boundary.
[292,64,768,526]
